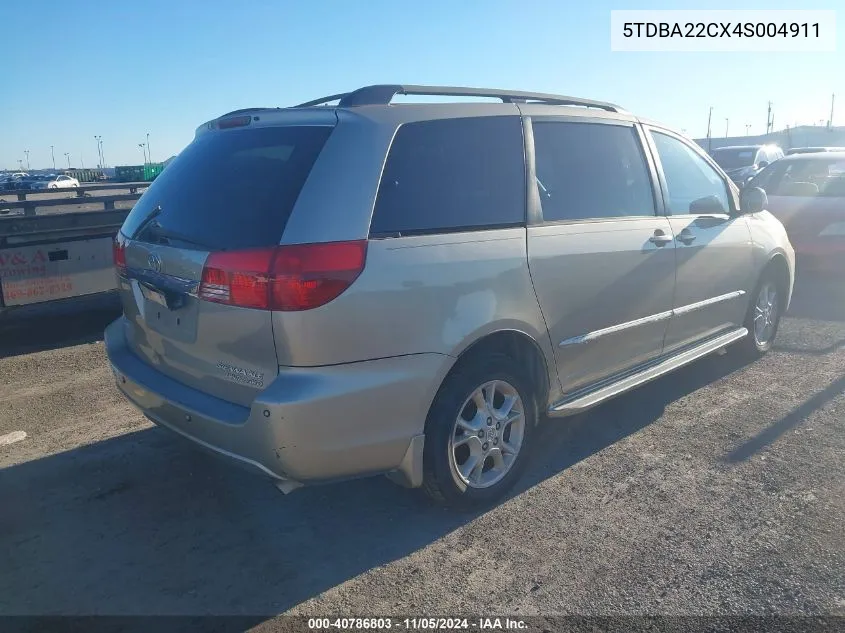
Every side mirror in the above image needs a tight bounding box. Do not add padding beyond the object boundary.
[689,195,727,215]
[757,160,769,169]
[740,186,768,214]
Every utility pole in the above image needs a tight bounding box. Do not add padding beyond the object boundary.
[100,138,106,168]
[766,101,773,134]
[64,153,71,169]
[139,143,147,164]
[94,136,102,168]
[17,159,23,171]
[80,156,85,169]
[146,132,151,163]
[745,123,751,136]
[830,94,836,128]
[50,145,56,170]
[24,150,30,170]
[725,118,729,138]
[707,106,713,152]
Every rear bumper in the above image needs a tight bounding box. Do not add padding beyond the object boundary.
[105,317,449,488]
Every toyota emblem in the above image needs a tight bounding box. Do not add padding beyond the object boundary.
[147,252,162,273]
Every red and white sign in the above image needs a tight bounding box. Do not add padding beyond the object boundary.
[0,239,120,307]
[0,249,47,279]
[3,276,74,302]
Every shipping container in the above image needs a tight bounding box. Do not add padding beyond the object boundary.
[143,163,164,181]
[114,163,165,182]
[64,168,106,183]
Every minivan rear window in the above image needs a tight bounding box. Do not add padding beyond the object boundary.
[121,125,333,251]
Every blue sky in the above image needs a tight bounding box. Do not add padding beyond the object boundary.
[1,0,842,170]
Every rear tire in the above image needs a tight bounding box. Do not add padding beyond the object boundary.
[421,352,537,510]
[734,269,784,358]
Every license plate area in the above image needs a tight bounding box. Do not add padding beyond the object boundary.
[140,282,168,307]
[134,281,200,343]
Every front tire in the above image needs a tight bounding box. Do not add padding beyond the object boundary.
[422,353,537,509]
[735,270,784,358]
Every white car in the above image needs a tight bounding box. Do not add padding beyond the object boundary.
[30,174,80,189]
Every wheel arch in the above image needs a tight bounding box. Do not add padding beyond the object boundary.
[437,328,553,423]
[765,251,793,311]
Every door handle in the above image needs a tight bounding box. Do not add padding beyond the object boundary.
[649,230,673,246]
[677,230,697,245]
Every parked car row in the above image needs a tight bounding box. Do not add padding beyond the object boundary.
[29,174,80,189]
[1,172,30,191]
[1,172,80,191]
[709,144,845,188]
[710,144,785,187]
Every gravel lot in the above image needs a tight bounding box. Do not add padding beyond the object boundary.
[1,274,843,626]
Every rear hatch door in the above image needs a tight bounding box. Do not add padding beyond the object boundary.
[116,116,335,406]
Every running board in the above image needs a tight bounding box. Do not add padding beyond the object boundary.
[548,327,748,417]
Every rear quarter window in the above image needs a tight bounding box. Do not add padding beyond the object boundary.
[370,116,526,236]
[122,125,333,251]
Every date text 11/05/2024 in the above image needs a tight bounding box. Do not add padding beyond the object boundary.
[307,618,528,630]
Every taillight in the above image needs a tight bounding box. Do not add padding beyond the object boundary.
[112,239,127,274]
[198,240,367,311]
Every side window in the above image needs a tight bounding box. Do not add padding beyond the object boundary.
[370,117,525,236]
[531,121,655,222]
[651,131,731,215]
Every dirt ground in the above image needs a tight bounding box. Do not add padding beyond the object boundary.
[1,274,843,628]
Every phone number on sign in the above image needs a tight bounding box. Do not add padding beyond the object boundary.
[308,618,473,630]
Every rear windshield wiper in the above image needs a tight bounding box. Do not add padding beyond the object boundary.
[146,225,218,251]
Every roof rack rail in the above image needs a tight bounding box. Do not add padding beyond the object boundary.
[293,84,624,113]
[293,93,350,108]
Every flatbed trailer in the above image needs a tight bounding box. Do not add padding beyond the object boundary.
[0,186,147,317]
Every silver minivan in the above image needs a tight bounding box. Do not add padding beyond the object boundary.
[106,85,795,508]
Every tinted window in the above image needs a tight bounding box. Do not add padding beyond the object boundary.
[751,158,845,197]
[711,148,757,170]
[122,125,333,251]
[652,132,730,214]
[370,117,525,235]
[531,121,655,222]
